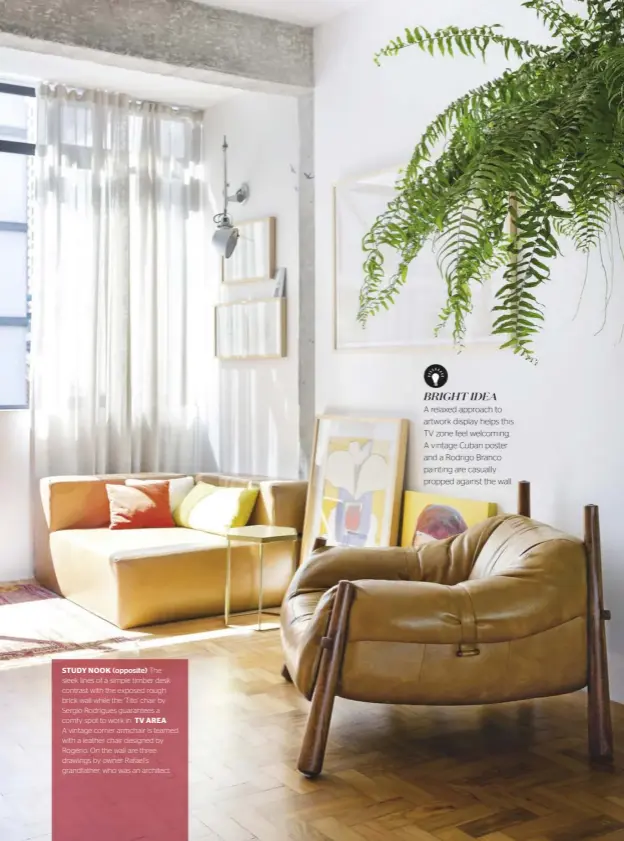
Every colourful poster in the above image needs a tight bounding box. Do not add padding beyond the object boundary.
[401,491,497,547]
[320,437,390,547]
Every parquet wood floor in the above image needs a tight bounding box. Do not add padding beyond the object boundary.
[2,621,624,841]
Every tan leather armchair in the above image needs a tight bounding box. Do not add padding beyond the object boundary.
[280,501,612,777]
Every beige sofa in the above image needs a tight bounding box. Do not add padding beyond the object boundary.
[35,472,307,630]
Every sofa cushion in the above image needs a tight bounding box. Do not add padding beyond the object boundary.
[126,476,195,514]
[49,526,293,629]
[40,474,186,532]
[174,482,259,532]
[195,474,307,531]
[52,526,225,561]
[107,482,175,530]
[184,485,259,533]
[173,481,217,527]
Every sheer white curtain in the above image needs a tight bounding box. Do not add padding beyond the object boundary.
[31,84,214,477]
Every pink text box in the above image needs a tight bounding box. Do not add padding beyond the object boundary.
[52,659,188,841]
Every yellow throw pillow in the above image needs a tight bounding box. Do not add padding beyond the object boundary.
[173,482,217,527]
[185,486,259,533]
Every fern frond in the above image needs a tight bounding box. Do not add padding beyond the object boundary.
[521,0,586,37]
[375,24,553,66]
[358,0,624,358]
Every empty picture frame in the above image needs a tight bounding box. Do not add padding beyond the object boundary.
[333,167,498,350]
[301,415,409,564]
[221,217,276,283]
[215,297,286,360]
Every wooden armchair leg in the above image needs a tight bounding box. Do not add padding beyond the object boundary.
[585,504,614,764]
[518,481,531,517]
[297,580,355,779]
[281,664,293,683]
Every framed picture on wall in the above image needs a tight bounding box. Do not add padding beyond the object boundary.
[301,415,409,563]
[215,297,286,360]
[221,217,276,283]
[333,167,499,350]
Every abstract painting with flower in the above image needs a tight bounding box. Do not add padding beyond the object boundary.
[301,416,409,563]
[321,438,389,547]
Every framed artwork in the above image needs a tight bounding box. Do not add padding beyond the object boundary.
[301,415,409,563]
[401,491,497,548]
[215,298,286,360]
[221,217,276,283]
[333,167,499,350]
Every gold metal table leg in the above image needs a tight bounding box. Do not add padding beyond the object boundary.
[258,541,264,632]
[224,535,297,631]
[224,537,231,626]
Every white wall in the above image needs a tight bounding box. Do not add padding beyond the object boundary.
[205,91,300,479]
[0,412,32,580]
[315,0,624,698]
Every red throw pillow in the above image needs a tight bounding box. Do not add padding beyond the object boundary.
[106,482,175,530]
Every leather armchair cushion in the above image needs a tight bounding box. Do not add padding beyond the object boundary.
[289,515,509,594]
[346,571,585,645]
[280,589,332,701]
[339,618,588,705]
[288,516,587,639]
[281,514,589,703]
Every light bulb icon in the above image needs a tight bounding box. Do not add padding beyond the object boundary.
[424,364,448,389]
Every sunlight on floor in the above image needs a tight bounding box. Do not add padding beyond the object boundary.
[0,595,280,672]
[0,622,270,670]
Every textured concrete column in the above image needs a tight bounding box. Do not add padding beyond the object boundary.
[298,92,315,479]
[0,0,313,93]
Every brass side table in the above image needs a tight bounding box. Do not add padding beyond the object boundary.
[224,525,298,631]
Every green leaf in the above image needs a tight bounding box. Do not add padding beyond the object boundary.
[363,8,621,359]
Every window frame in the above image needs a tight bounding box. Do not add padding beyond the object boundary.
[0,81,35,410]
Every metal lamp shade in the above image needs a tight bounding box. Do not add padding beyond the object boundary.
[212,225,240,259]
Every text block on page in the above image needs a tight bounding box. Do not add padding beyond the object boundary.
[52,659,188,841]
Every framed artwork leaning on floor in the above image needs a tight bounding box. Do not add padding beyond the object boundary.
[401,490,497,548]
[301,415,409,563]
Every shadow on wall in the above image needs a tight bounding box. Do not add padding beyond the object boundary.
[219,364,297,478]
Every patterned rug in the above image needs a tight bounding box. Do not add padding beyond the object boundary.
[0,580,254,665]
[0,581,134,662]
[0,581,58,605]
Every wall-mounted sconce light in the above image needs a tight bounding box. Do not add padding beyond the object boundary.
[212,135,249,259]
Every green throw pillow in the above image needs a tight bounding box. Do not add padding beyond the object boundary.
[173,482,217,527]
[174,482,259,533]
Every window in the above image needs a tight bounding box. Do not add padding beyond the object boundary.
[0,82,35,409]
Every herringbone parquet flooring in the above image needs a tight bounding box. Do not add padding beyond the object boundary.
[2,620,624,841]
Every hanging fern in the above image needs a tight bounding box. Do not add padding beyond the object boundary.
[358,0,624,360]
